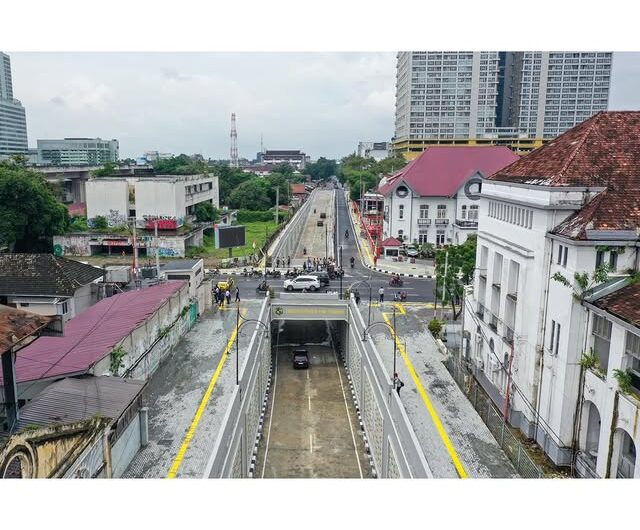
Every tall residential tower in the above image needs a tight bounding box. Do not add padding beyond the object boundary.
[0,52,28,158]
[393,51,612,159]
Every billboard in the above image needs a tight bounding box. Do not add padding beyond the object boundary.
[215,225,246,249]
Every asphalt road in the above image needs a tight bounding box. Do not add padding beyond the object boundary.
[222,187,435,303]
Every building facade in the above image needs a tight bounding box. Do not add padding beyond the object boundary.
[393,51,612,159]
[0,52,28,158]
[37,138,119,166]
[260,150,307,170]
[379,146,519,246]
[357,141,390,161]
[462,112,640,474]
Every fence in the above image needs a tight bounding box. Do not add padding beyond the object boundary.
[444,356,544,478]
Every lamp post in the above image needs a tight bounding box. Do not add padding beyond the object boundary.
[235,304,269,386]
[362,304,398,386]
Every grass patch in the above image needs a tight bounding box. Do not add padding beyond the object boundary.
[186,220,279,259]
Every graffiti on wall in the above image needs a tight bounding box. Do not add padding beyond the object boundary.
[87,209,127,229]
[143,215,184,230]
[158,247,179,257]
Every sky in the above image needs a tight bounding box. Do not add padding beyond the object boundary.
[7,51,640,161]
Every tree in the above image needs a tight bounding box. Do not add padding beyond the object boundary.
[194,202,218,223]
[306,157,337,181]
[0,162,69,252]
[265,173,289,205]
[272,163,294,177]
[434,235,477,320]
[228,178,271,210]
[552,265,610,301]
[92,162,117,177]
[92,216,108,230]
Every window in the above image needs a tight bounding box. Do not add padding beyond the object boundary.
[397,230,404,241]
[626,332,640,391]
[437,204,447,219]
[418,234,428,244]
[596,250,605,268]
[609,251,618,272]
[419,205,429,219]
[399,205,404,219]
[469,205,479,220]
[592,314,612,371]
[549,320,561,355]
[557,245,568,267]
[436,230,445,245]
[461,205,467,219]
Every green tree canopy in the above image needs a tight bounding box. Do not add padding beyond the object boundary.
[152,154,209,175]
[434,234,477,320]
[228,178,271,210]
[194,202,219,223]
[337,154,408,201]
[306,157,337,181]
[92,162,117,177]
[0,161,69,252]
[271,163,294,177]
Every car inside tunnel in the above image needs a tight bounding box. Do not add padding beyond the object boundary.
[256,317,370,478]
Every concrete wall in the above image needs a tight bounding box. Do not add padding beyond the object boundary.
[111,413,141,478]
[270,189,315,263]
[86,179,129,226]
[135,179,183,225]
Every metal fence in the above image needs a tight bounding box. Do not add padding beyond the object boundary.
[445,356,544,478]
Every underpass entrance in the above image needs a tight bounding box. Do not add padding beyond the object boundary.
[256,297,370,478]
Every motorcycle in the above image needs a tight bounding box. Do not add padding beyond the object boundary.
[270,270,282,279]
[389,276,404,287]
[400,291,408,302]
[350,257,355,269]
[256,281,269,292]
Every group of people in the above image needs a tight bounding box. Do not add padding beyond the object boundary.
[302,256,330,272]
[275,256,292,268]
[376,287,407,303]
[213,285,240,307]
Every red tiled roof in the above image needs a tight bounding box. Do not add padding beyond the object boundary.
[489,112,640,240]
[378,146,518,197]
[291,183,307,194]
[66,202,86,217]
[592,282,640,328]
[381,237,402,247]
[0,306,52,355]
[0,281,186,385]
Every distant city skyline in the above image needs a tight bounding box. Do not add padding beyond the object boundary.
[6,52,640,160]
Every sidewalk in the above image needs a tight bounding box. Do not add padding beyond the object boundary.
[345,190,435,278]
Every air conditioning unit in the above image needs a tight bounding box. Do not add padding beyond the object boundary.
[477,360,485,371]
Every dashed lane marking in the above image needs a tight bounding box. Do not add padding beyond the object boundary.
[167,309,246,479]
[381,312,468,479]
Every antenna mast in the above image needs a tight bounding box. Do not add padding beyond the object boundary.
[230,113,239,168]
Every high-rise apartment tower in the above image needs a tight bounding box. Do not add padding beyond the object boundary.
[0,52,28,158]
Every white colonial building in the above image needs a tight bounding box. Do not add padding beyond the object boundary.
[462,111,640,476]
[379,146,519,246]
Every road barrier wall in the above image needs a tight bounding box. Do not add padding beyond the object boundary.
[269,189,316,263]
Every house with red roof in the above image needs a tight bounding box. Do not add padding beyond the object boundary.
[378,146,518,246]
[462,112,640,475]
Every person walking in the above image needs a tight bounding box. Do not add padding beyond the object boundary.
[225,289,231,305]
[276,257,280,268]
[394,291,400,302]
[235,286,240,302]
[287,256,291,267]
[354,289,361,305]
[393,373,404,396]
[303,261,307,272]
[378,286,385,303]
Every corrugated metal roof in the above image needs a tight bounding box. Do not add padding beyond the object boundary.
[0,305,53,354]
[15,376,145,431]
[0,280,186,385]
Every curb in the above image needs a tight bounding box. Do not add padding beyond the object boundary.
[362,262,434,279]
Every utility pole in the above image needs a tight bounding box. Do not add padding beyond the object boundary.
[441,251,448,320]
[154,220,160,280]
[131,218,138,284]
[230,113,239,168]
[275,186,279,226]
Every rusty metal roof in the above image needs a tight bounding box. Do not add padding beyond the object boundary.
[592,282,640,328]
[0,305,52,355]
[15,376,145,431]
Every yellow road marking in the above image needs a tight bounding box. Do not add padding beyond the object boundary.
[370,302,434,308]
[167,310,246,478]
[382,312,468,479]
[394,303,406,315]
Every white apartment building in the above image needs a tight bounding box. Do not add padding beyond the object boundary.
[37,138,119,166]
[0,52,28,158]
[462,111,640,474]
[379,146,518,246]
[86,174,219,228]
[260,150,307,170]
[357,141,390,161]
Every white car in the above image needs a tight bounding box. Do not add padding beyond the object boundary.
[406,247,419,257]
[283,275,321,292]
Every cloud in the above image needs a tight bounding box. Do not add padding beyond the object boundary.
[49,95,66,106]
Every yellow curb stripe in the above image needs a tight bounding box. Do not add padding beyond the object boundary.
[382,312,468,479]
[167,310,245,478]
[394,303,407,315]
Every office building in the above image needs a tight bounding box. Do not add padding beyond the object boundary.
[37,138,119,166]
[259,150,307,170]
[393,51,612,159]
[357,141,390,161]
[0,52,28,158]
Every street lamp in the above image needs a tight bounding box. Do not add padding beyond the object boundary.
[362,305,398,386]
[349,279,373,331]
[235,304,269,386]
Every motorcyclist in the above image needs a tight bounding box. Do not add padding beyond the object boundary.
[350,256,355,268]
[345,229,349,239]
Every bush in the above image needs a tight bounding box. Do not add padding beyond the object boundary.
[194,202,218,223]
[428,318,443,338]
[91,216,108,230]
[236,209,275,223]
[69,216,88,232]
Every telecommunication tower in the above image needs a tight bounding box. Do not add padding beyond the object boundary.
[230,113,238,168]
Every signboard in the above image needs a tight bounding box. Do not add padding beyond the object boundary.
[143,215,183,230]
[270,304,348,321]
[215,225,246,249]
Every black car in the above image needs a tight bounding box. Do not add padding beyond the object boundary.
[308,271,330,286]
[292,349,309,369]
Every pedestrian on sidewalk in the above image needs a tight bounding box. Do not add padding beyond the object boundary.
[394,291,400,302]
[354,289,361,305]
[225,289,231,305]
[393,373,404,396]
[218,292,224,308]
[303,261,307,272]
[276,257,280,268]
[235,287,240,302]
[287,256,291,267]
[378,287,384,303]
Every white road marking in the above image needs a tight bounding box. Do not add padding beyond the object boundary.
[308,395,311,411]
[261,348,279,478]
[333,349,364,479]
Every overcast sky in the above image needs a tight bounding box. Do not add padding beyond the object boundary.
[7,52,640,161]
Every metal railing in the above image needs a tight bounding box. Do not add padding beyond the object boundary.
[444,357,544,478]
[417,218,431,226]
[435,218,449,225]
[503,325,514,345]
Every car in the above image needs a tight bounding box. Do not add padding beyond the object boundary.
[320,212,327,219]
[217,277,234,291]
[292,349,309,369]
[308,271,330,286]
[283,275,321,292]
[406,247,419,257]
